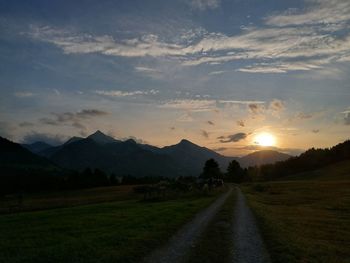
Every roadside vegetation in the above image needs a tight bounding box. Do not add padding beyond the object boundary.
[242,175,350,262]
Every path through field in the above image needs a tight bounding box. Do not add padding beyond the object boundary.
[232,187,270,263]
[144,186,270,263]
[144,188,233,263]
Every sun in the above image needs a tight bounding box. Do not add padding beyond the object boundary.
[254,132,276,147]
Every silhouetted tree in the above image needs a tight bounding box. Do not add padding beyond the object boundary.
[225,160,244,183]
[200,159,222,179]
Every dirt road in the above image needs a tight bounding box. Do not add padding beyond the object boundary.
[144,188,233,263]
[232,187,270,263]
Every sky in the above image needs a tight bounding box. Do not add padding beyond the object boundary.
[0,0,350,156]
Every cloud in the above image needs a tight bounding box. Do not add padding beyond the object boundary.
[201,130,209,138]
[218,100,265,105]
[265,0,350,27]
[343,110,350,125]
[177,112,194,122]
[218,132,247,143]
[18,122,35,127]
[269,99,285,117]
[159,99,216,112]
[39,109,108,134]
[121,135,148,144]
[207,120,215,125]
[237,120,245,127]
[209,70,226,75]
[211,147,227,152]
[27,0,350,73]
[189,0,221,11]
[95,89,159,97]
[0,121,16,139]
[134,66,159,73]
[295,112,314,120]
[248,103,265,115]
[14,92,34,98]
[21,132,68,146]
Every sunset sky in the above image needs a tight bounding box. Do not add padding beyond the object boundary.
[1,0,350,156]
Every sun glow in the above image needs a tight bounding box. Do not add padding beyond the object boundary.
[254,132,276,147]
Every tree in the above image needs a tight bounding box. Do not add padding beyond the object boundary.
[200,158,222,179]
[226,160,244,183]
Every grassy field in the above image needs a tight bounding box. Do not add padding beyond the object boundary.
[0,185,139,214]
[187,187,236,263]
[242,179,350,263]
[0,186,226,263]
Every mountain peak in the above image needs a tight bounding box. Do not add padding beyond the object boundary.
[87,130,117,144]
[179,139,193,145]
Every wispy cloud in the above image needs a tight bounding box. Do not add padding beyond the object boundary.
[159,99,216,112]
[95,89,159,97]
[342,109,350,125]
[14,92,34,98]
[189,0,221,11]
[39,109,109,135]
[21,132,67,146]
[27,0,350,74]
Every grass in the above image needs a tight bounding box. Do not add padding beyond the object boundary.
[187,186,236,263]
[0,187,225,263]
[242,179,350,263]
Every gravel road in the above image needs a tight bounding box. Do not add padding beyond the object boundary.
[232,187,271,263]
[143,188,233,263]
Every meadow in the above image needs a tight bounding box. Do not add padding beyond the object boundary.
[242,175,350,262]
[0,185,225,263]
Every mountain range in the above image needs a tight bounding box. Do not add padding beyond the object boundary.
[2,131,291,177]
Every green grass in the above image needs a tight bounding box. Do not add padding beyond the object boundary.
[242,180,350,263]
[0,190,223,263]
[187,186,236,263]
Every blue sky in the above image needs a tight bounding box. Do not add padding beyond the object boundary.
[0,0,349,156]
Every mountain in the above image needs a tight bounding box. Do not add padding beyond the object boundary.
[239,150,291,168]
[49,136,181,177]
[22,141,53,154]
[13,131,293,177]
[161,139,235,174]
[45,132,235,177]
[64,136,84,145]
[87,130,120,144]
[0,137,58,174]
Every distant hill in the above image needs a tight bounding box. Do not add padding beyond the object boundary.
[239,150,291,168]
[22,141,53,154]
[0,137,58,174]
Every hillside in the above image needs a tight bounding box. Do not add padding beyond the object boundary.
[281,160,350,181]
[239,150,291,168]
[0,137,57,173]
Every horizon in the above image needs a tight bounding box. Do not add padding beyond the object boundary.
[1,0,350,156]
[12,129,295,157]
